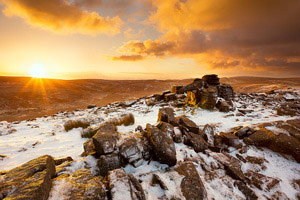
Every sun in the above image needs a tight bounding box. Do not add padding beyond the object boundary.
[29,64,46,78]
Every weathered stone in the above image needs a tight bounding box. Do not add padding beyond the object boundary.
[245,156,266,165]
[234,127,253,139]
[199,88,218,110]
[203,124,215,146]
[67,169,106,200]
[178,78,206,94]
[244,128,275,147]
[157,107,180,126]
[164,93,177,102]
[183,131,208,153]
[287,119,300,129]
[0,155,55,200]
[179,116,199,134]
[234,180,258,200]
[175,161,207,200]
[277,122,300,141]
[119,137,143,167]
[217,84,234,100]
[211,153,247,183]
[202,74,220,86]
[82,139,96,157]
[109,169,146,200]
[171,85,184,94]
[220,132,240,147]
[216,100,232,112]
[98,153,122,176]
[244,171,280,191]
[92,124,118,155]
[156,121,175,140]
[87,105,97,109]
[54,157,73,165]
[152,174,169,190]
[146,124,177,166]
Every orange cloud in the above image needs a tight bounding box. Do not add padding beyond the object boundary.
[1,0,122,35]
[113,55,145,61]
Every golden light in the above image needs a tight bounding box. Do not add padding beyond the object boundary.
[29,64,46,78]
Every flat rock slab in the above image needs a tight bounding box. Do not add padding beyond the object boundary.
[0,155,55,200]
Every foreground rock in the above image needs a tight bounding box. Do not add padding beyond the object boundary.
[146,124,177,166]
[0,155,55,200]
[92,124,118,155]
[175,161,208,200]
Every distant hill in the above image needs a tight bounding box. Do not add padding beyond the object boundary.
[0,76,299,122]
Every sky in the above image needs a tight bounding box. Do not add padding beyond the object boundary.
[0,0,299,79]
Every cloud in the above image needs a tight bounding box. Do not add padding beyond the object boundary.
[113,55,145,61]
[1,0,122,35]
[115,0,300,75]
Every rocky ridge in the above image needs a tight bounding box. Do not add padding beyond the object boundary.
[1,74,300,200]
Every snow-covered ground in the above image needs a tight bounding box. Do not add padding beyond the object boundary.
[1,89,300,199]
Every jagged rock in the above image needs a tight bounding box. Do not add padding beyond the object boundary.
[214,135,224,148]
[183,131,208,153]
[202,74,220,86]
[217,84,234,100]
[267,191,289,200]
[211,153,247,183]
[82,139,96,157]
[277,122,300,141]
[98,153,122,176]
[109,169,146,200]
[276,106,298,116]
[171,85,183,94]
[173,127,183,143]
[157,107,180,126]
[119,137,143,167]
[87,105,97,109]
[152,174,169,190]
[0,155,55,200]
[54,156,73,165]
[216,100,232,112]
[245,156,266,165]
[244,128,275,147]
[199,88,218,110]
[92,124,118,155]
[146,124,177,166]
[156,121,175,140]
[67,169,106,200]
[178,78,206,94]
[234,180,258,200]
[175,161,207,200]
[203,124,215,146]
[220,132,240,147]
[238,109,254,115]
[234,127,253,139]
[164,93,177,102]
[244,171,280,191]
[287,119,300,129]
[179,116,199,134]
[268,133,300,163]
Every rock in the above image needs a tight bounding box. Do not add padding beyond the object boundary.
[211,153,247,183]
[199,88,218,110]
[109,169,146,200]
[92,124,118,155]
[171,85,183,94]
[67,169,106,200]
[203,124,215,146]
[54,157,73,165]
[268,133,300,163]
[164,93,177,102]
[277,122,300,141]
[0,155,55,200]
[183,131,208,152]
[179,116,199,134]
[98,153,122,176]
[244,128,275,147]
[214,135,224,148]
[175,161,207,200]
[234,127,253,139]
[234,180,258,200]
[178,78,206,94]
[156,121,175,140]
[216,100,232,112]
[276,106,298,116]
[157,107,180,126]
[202,74,220,86]
[119,137,143,167]
[152,174,169,190]
[245,156,266,165]
[220,132,240,147]
[173,127,183,143]
[287,119,300,129]
[238,109,254,115]
[217,84,234,100]
[244,171,280,191]
[87,105,97,109]
[82,138,96,157]
[146,124,177,166]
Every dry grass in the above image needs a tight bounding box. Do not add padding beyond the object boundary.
[64,119,90,132]
[107,113,135,126]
